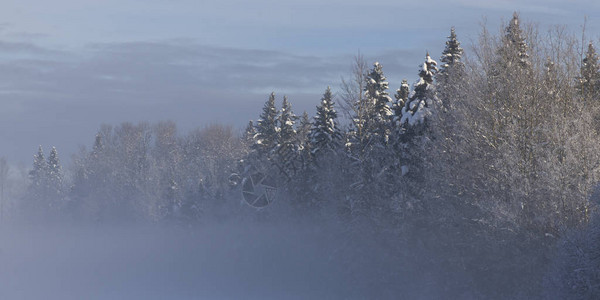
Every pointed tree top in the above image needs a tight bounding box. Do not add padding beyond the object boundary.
[588,41,596,52]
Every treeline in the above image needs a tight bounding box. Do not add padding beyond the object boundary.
[10,12,600,297]
[23,122,244,222]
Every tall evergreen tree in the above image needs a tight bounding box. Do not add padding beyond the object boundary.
[296,111,311,148]
[296,111,312,169]
[47,147,63,189]
[253,92,279,157]
[242,120,257,150]
[364,62,393,142]
[401,52,438,127]
[92,133,104,155]
[437,27,465,111]
[72,134,104,202]
[440,27,464,71]
[393,79,410,124]
[486,12,534,141]
[29,145,48,192]
[309,87,341,157]
[45,146,64,205]
[577,42,600,102]
[274,96,299,177]
[500,12,530,69]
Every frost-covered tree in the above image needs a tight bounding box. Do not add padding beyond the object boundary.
[296,111,312,169]
[24,146,50,217]
[253,92,279,157]
[389,79,411,173]
[71,131,112,218]
[437,27,465,112]
[242,120,257,150]
[309,87,341,157]
[46,146,63,198]
[483,12,535,149]
[499,12,530,69]
[577,42,600,102]
[278,96,297,146]
[274,96,299,178]
[364,62,393,143]
[401,52,438,128]
[296,111,311,148]
[440,27,464,71]
[347,61,393,154]
[393,79,410,125]
[29,145,48,191]
[26,145,64,217]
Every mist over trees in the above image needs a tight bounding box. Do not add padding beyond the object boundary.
[4,12,600,298]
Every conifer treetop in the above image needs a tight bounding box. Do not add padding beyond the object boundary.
[578,42,600,98]
[253,92,279,154]
[401,53,438,126]
[503,12,530,67]
[309,86,341,155]
[440,27,464,70]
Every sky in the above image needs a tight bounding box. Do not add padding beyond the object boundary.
[0,0,599,165]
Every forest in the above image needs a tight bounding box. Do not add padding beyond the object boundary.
[2,12,600,299]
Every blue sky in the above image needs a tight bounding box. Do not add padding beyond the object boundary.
[0,0,598,164]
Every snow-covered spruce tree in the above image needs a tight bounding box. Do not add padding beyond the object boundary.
[25,146,64,218]
[393,79,410,125]
[46,146,64,200]
[577,42,600,131]
[437,27,464,112]
[390,79,410,154]
[297,112,311,145]
[477,12,535,181]
[273,96,299,179]
[347,61,393,153]
[309,87,342,158]
[242,120,256,151]
[488,12,533,141]
[286,111,312,171]
[297,111,311,156]
[364,62,393,144]
[401,52,438,133]
[492,12,555,229]
[71,131,110,219]
[237,120,258,182]
[252,92,279,158]
[427,27,466,162]
[93,131,104,153]
[24,146,49,217]
[440,27,464,70]
[342,62,400,217]
[29,145,48,194]
[499,12,530,69]
[425,28,468,203]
